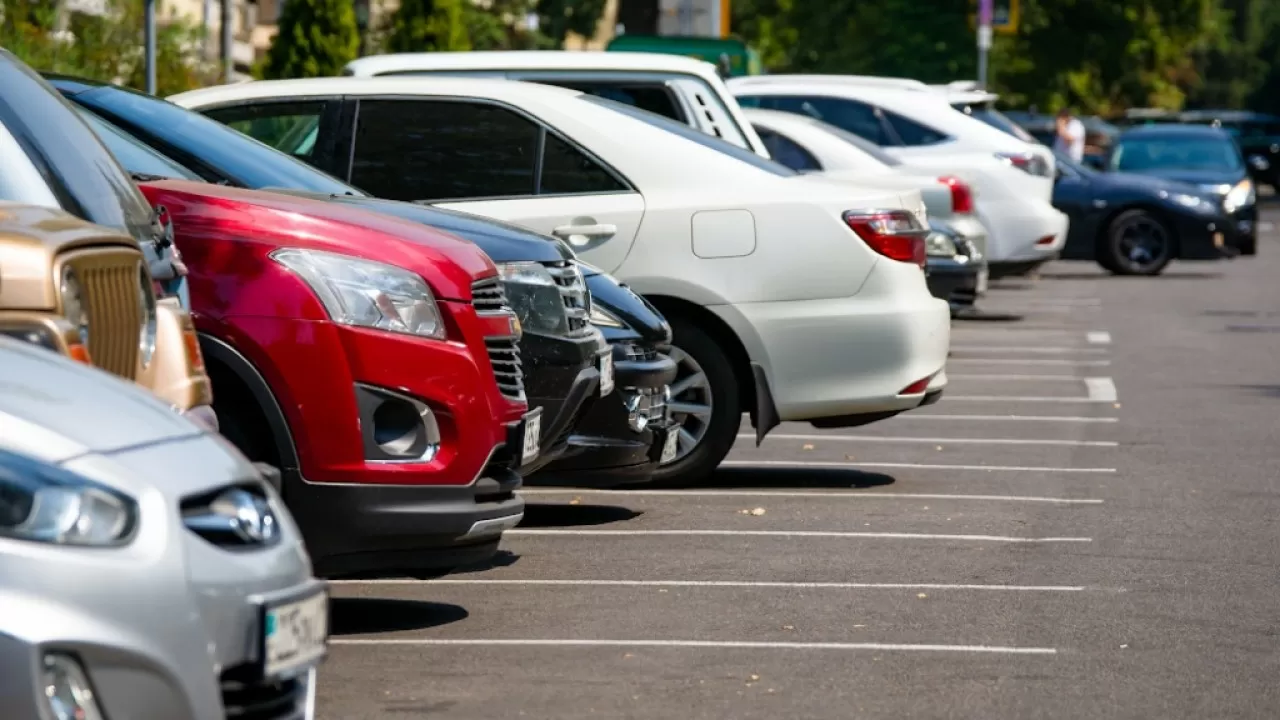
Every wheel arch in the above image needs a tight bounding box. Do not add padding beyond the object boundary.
[643,295,757,414]
[198,332,300,473]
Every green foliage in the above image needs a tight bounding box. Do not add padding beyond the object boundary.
[262,0,360,79]
[387,0,471,52]
[536,0,608,45]
[0,0,215,95]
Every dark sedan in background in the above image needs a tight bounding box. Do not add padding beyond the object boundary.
[1053,149,1240,274]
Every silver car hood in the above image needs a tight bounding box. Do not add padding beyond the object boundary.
[0,338,202,462]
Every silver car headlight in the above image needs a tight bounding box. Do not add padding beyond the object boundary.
[0,449,136,546]
[497,262,571,336]
[58,266,89,348]
[1222,179,1255,214]
[271,248,444,339]
[589,304,626,329]
[924,230,959,258]
[137,265,158,368]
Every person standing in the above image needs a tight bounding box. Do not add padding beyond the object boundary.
[1054,108,1086,163]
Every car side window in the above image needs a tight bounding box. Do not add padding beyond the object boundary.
[203,101,327,163]
[882,110,949,146]
[539,81,685,122]
[351,99,539,202]
[540,132,628,194]
[753,95,889,146]
[754,126,822,171]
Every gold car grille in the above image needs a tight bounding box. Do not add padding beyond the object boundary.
[60,248,142,380]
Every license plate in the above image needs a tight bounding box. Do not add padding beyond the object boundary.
[263,588,328,679]
[599,353,615,396]
[659,428,680,464]
[521,409,542,465]
[976,267,989,295]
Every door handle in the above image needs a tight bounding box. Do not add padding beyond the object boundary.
[551,223,617,246]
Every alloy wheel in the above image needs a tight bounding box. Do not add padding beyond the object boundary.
[665,345,713,462]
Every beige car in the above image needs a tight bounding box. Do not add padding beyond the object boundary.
[0,203,216,429]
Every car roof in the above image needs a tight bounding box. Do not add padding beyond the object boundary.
[730,74,932,92]
[1118,123,1234,139]
[169,75,585,108]
[344,50,724,81]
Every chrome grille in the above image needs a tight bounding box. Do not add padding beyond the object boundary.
[546,263,592,337]
[63,249,142,380]
[633,386,670,424]
[471,276,508,314]
[485,337,525,400]
[221,672,307,720]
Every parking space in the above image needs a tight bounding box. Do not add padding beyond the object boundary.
[319,211,1280,719]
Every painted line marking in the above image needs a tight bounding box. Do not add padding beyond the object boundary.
[1086,331,1112,344]
[719,460,1115,473]
[949,373,1087,381]
[1085,377,1118,402]
[332,579,1086,591]
[520,489,1105,504]
[951,346,1109,354]
[946,358,1111,367]
[330,638,1058,655]
[892,414,1118,423]
[947,395,1114,403]
[507,529,1092,543]
[741,433,1117,448]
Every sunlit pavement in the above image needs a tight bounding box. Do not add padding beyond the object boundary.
[318,208,1280,719]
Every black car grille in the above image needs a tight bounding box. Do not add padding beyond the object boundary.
[545,263,592,337]
[485,337,525,400]
[221,672,307,720]
[471,277,509,314]
[624,345,660,363]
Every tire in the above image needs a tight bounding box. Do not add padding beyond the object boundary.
[648,316,742,486]
[1098,209,1174,276]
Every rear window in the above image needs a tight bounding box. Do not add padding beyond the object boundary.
[954,102,1037,144]
[582,95,796,177]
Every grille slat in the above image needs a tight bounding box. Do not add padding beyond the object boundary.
[472,277,526,401]
[62,250,141,379]
[221,673,307,720]
[545,263,592,337]
[470,277,509,314]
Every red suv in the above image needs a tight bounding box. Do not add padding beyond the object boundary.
[139,180,533,578]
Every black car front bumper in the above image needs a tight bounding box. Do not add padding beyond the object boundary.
[1166,209,1248,259]
[926,256,985,309]
[532,343,678,487]
[517,330,606,475]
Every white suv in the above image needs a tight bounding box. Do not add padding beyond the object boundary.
[729,75,1069,277]
[172,77,950,483]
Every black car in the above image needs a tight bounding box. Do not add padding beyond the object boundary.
[1170,109,1280,191]
[50,74,680,487]
[1104,124,1259,256]
[1053,149,1239,275]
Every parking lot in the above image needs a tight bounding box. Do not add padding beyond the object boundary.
[319,209,1280,719]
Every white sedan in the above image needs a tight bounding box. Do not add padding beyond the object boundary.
[171,77,951,482]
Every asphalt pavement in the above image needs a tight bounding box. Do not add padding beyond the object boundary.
[319,209,1280,719]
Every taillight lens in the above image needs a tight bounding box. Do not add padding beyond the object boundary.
[842,210,928,268]
[937,176,974,214]
[995,151,1050,177]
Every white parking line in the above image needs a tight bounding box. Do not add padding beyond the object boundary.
[946,358,1111,367]
[1085,377,1118,402]
[741,434,1118,448]
[330,638,1059,655]
[520,489,1105,504]
[894,414,1118,423]
[951,346,1109,354]
[719,460,1115,473]
[508,529,1092,543]
[333,579,1086,591]
[1086,331,1112,344]
[947,396,1114,403]
[948,373,1084,381]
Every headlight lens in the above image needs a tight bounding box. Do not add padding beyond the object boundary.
[0,449,136,546]
[137,265,158,368]
[589,304,626,328]
[1223,179,1255,214]
[43,653,105,720]
[924,230,959,257]
[1169,192,1217,214]
[59,267,89,348]
[271,248,444,339]
[497,262,570,336]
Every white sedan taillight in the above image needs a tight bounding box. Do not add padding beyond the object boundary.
[842,209,929,268]
[995,151,1051,177]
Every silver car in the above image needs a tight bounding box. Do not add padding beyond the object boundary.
[0,337,328,720]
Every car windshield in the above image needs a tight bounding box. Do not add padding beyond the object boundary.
[953,102,1038,143]
[582,95,797,177]
[73,106,202,181]
[78,86,365,195]
[816,121,902,166]
[1111,134,1244,173]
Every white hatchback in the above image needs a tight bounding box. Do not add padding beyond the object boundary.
[171,77,951,482]
[729,75,1069,276]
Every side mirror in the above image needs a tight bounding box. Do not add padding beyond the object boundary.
[1249,154,1271,172]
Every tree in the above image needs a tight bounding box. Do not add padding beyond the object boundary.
[536,0,608,46]
[262,0,360,79]
[386,0,471,52]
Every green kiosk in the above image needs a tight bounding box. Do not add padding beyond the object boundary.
[605,35,761,78]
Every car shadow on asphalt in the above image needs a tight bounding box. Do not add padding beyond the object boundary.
[518,503,643,528]
[1233,384,1280,398]
[654,466,896,491]
[329,598,469,636]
